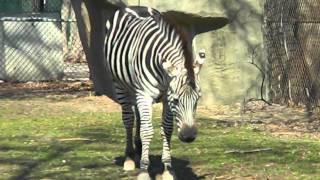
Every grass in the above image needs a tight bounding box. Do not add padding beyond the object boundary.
[0,96,320,179]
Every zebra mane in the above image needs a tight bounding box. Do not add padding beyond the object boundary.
[161,12,196,89]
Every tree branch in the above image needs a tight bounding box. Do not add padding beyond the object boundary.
[247,45,272,106]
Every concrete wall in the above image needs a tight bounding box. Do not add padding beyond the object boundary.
[122,0,266,105]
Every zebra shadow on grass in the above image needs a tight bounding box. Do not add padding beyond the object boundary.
[80,126,212,179]
[114,155,211,180]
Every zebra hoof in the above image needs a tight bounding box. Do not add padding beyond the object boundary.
[161,170,176,180]
[123,158,135,171]
[137,171,151,180]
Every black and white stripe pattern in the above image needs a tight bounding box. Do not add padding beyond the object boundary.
[105,6,203,173]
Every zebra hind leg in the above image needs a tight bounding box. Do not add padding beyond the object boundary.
[121,103,136,171]
[115,85,137,171]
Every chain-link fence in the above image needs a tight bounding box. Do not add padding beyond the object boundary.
[263,0,320,111]
[0,0,89,82]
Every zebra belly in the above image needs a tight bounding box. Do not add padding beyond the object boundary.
[107,60,165,103]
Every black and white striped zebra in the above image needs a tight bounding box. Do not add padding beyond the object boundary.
[105,6,228,179]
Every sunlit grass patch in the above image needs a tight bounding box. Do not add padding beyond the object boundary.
[0,96,319,179]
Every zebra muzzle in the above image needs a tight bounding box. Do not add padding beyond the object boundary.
[178,125,197,143]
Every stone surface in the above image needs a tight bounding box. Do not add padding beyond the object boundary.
[124,0,266,105]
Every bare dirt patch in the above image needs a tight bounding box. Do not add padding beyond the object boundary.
[0,81,93,98]
[51,95,121,113]
[0,81,120,114]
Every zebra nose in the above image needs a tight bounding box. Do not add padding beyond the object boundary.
[178,125,197,143]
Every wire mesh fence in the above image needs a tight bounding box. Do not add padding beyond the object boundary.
[263,0,320,111]
[0,0,89,83]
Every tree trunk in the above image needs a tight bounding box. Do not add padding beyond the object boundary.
[70,0,122,102]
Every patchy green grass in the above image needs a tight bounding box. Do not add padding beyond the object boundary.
[0,96,320,180]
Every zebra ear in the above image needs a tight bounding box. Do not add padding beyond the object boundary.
[162,11,229,38]
[194,49,206,74]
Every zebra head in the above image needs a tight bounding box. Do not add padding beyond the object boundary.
[166,50,206,143]
[161,11,228,143]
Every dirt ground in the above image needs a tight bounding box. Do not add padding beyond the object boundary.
[1,81,320,140]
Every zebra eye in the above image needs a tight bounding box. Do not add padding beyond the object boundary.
[199,52,206,59]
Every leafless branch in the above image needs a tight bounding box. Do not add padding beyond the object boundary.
[247,45,272,106]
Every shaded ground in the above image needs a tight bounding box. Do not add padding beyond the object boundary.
[0,82,319,179]
[0,81,93,98]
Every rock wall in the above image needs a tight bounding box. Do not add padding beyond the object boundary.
[124,0,266,105]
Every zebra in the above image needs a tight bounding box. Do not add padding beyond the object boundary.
[104,6,228,179]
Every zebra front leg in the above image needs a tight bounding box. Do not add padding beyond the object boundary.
[121,103,136,171]
[136,95,153,180]
[160,101,176,180]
